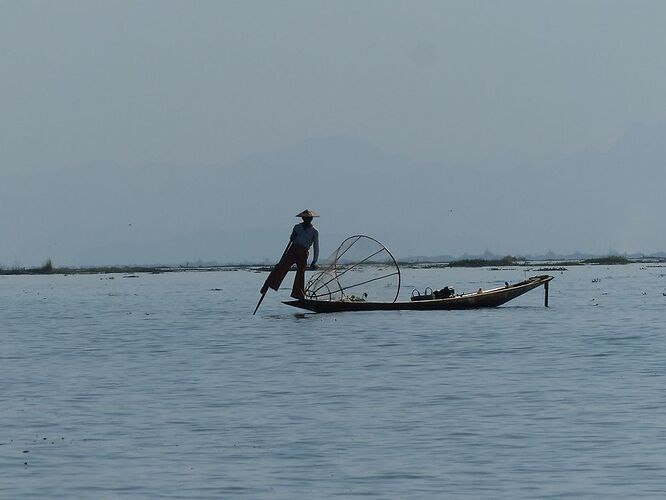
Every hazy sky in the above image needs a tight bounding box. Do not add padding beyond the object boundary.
[2,1,666,265]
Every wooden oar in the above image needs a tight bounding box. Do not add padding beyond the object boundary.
[253,241,291,315]
[252,289,267,316]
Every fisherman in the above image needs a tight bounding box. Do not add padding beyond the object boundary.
[260,209,319,299]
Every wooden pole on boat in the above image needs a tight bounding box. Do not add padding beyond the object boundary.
[253,241,292,316]
[544,281,549,307]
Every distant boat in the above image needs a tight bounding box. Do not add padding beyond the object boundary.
[283,235,553,313]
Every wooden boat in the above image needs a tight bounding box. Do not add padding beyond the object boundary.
[284,274,553,313]
[278,234,553,313]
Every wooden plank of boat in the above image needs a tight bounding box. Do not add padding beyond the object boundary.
[284,275,553,313]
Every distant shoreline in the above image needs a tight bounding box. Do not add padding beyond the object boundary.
[0,264,246,276]
[3,255,666,276]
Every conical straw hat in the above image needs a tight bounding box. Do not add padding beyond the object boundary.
[296,209,319,218]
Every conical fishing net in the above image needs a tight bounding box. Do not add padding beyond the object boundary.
[305,235,401,303]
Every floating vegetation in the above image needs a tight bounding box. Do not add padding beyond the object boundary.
[0,259,54,275]
[582,256,630,265]
[449,256,518,268]
[0,262,175,276]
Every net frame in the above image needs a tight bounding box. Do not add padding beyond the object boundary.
[304,235,401,303]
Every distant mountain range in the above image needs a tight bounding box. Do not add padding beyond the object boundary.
[2,123,666,267]
[401,249,666,264]
[197,249,666,267]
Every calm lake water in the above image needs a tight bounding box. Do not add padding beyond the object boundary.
[2,264,666,498]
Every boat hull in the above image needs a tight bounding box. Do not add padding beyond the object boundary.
[284,275,553,313]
